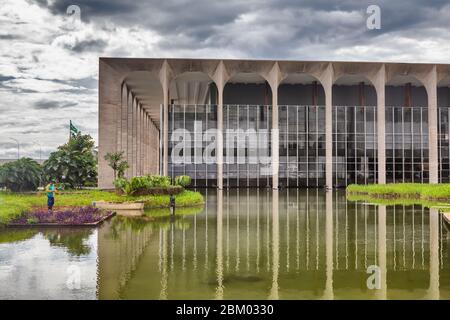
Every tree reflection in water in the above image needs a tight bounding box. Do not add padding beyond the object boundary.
[44,228,93,256]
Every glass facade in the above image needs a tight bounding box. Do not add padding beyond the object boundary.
[386,106,429,183]
[279,105,326,188]
[438,107,450,183]
[168,104,218,187]
[223,104,272,188]
[333,106,378,187]
[167,104,436,188]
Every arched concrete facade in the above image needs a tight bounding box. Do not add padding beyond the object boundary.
[166,70,217,187]
[277,73,326,187]
[223,72,272,188]
[385,74,428,183]
[436,70,450,183]
[332,72,378,187]
[99,58,450,189]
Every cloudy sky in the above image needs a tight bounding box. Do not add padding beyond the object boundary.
[1,0,450,159]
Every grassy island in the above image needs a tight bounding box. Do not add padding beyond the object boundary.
[347,183,450,200]
[0,189,204,224]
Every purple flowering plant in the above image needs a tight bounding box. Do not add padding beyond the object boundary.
[10,206,113,225]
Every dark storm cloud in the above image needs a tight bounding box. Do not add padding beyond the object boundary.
[31,0,450,59]
[32,0,139,19]
[0,34,22,40]
[69,77,97,90]
[70,39,108,53]
[0,75,15,82]
[34,99,77,110]
[35,0,252,37]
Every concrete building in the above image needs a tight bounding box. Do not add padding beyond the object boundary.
[98,58,450,189]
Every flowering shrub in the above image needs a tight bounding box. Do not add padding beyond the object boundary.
[9,207,112,225]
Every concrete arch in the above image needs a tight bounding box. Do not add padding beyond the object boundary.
[166,59,220,80]
[169,71,215,105]
[223,72,272,105]
[278,73,326,106]
[222,60,280,94]
[123,70,163,126]
[120,71,162,178]
[437,76,450,107]
[332,73,379,186]
[332,74,378,107]
[385,74,428,107]
[384,72,434,183]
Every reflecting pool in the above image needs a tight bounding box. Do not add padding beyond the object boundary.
[0,189,449,299]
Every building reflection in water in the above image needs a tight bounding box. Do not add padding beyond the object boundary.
[96,190,449,300]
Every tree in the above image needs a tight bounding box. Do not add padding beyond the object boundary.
[0,158,42,192]
[43,133,97,189]
[104,151,129,179]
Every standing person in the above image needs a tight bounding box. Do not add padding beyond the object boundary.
[46,180,57,212]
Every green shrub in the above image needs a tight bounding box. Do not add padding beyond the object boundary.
[113,178,129,194]
[42,133,97,189]
[146,175,171,188]
[144,185,183,195]
[0,158,42,192]
[175,175,191,187]
[113,175,173,196]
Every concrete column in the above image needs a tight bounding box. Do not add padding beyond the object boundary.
[272,87,279,190]
[212,61,228,190]
[425,66,438,183]
[121,85,128,157]
[321,64,334,189]
[116,83,123,152]
[127,91,133,178]
[160,61,171,177]
[132,98,138,177]
[144,113,148,174]
[267,63,281,190]
[217,89,224,189]
[142,112,146,175]
[140,107,144,175]
[146,114,151,173]
[98,60,121,189]
[146,114,149,174]
[375,65,386,184]
[137,104,141,176]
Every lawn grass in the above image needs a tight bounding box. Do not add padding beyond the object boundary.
[0,190,204,223]
[346,183,450,202]
[346,192,450,209]
[345,184,450,214]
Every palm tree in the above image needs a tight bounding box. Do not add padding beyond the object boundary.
[104,151,129,179]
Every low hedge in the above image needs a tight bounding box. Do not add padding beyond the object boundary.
[117,185,183,196]
[175,175,191,187]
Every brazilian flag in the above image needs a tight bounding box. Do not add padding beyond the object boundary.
[70,120,79,137]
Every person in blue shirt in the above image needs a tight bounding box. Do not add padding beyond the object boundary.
[45,180,57,212]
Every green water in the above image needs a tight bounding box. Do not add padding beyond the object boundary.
[0,189,449,300]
